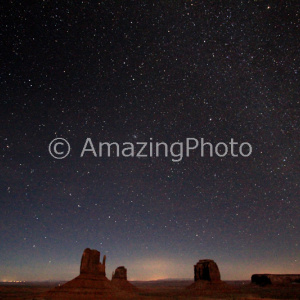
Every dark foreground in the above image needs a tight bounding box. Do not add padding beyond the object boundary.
[0,280,299,299]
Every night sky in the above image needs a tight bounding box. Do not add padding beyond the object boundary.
[1,1,299,281]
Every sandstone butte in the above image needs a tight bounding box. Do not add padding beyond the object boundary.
[187,259,230,291]
[37,248,300,299]
[44,248,139,300]
[111,266,139,292]
[251,274,300,285]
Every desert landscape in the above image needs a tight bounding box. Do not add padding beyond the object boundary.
[0,248,299,300]
[1,2,299,300]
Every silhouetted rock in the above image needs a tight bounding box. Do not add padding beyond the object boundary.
[252,274,300,286]
[45,249,138,299]
[187,259,230,291]
[194,259,221,282]
[112,266,127,280]
[111,266,138,292]
[80,248,106,276]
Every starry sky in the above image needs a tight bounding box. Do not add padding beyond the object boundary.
[1,1,299,281]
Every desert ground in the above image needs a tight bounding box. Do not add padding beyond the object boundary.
[0,280,299,300]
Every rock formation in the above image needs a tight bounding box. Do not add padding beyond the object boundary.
[45,248,138,299]
[187,259,230,291]
[194,259,221,282]
[80,248,106,276]
[111,266,138,292]
[112,266,127,280]
[252,274,300,286]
